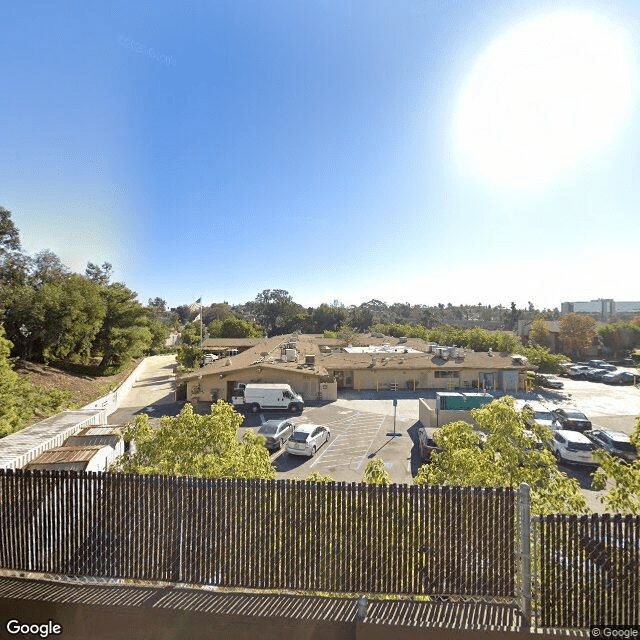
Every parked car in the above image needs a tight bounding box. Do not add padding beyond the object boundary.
[257,419,295,451]
[285,424,330,457]
[584,368,610,382]
[538,373,564,389]
[551,408,592,433]
[587,360,617,371]
[585,429,638,463]
[601,371,637,385]
[566,365,590,379]
[522,402,558,430]
[552,430,597,466]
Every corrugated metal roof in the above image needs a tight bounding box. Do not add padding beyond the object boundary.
[27,445,109,465]
[75,426,122,437]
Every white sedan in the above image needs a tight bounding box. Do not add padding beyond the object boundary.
[285,423,330,457]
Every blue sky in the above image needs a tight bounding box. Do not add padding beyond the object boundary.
[1,0,639,311]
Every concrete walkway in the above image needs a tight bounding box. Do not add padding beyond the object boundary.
[108,355,178,425]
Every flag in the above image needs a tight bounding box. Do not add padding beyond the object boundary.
[192,313,201,323]
[188,297,202,314]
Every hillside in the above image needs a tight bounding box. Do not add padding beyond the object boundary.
[15,360,141,422]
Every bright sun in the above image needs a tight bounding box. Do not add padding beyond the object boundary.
[454,12,635,188]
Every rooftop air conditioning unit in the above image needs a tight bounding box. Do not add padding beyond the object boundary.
[305,354,316,366]
[285,348,297,362]
[399,336,407,343]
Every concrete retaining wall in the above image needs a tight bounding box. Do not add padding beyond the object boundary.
[80,358,148,415]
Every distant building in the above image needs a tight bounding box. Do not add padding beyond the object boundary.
[560,299,640,320]
[179,334,529,401]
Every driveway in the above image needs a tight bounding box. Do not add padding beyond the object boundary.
[108,354,181,425]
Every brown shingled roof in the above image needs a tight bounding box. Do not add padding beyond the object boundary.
[180,334,527,380]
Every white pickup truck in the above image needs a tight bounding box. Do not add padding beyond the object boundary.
[231,383,304,413]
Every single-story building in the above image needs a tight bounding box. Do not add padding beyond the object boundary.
[25,444,115,472]
[179,334,530,403]
[64,426,125,458]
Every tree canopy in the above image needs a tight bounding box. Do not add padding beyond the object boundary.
[116,402,276,479]
[0,326,72,437]
[414,397,589,515]
[559,313,597,358]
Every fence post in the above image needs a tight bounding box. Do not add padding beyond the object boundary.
[518,483,531,625]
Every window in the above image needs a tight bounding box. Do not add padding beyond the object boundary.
[434,371,460,378]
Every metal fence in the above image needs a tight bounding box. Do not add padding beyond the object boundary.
[3,469,638,629]
[0,469,516,598]
[535,513,640,628]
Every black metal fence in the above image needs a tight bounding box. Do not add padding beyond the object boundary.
[0,469,515,598]
[537,513,640,627]
[3,469,638,628]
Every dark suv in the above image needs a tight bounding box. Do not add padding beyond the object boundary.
[551,408,592,433]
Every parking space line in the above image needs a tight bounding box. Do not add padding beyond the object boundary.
[309,434,342,468]
[355,415,388,471]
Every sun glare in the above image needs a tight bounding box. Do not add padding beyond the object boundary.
[454,12,635,188]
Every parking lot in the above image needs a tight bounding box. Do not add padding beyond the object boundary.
[238,372,639,512]
[240,404,417,483]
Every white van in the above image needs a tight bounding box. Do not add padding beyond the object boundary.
[233,384,304,413]
[552,430,597,466]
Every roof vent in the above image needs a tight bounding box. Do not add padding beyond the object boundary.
[225,358,232,366]
[488,348,493,357]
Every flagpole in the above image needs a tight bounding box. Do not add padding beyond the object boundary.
[200,298,203,348]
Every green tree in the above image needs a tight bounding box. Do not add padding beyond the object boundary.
[84,261,113,286]
[180,322,201,346]
[176,345,204,371]
[591,417,640,514]
[529,316,550,347]
[92,283,152,373]
[559,313,597,358]
[207,316,263,338]
[306,472,334,482]
[249,289,303,336]
[519,344,566,374]
[116,402,276,479]
[33,276,107,363]
[0,206,21,255]
[363,458,391,485]
[31,250,69,287]
[0,326,71,437]
[597,321,640,358]
[414,397,589,515]
[147,297,167,312]
[311,303,348,333]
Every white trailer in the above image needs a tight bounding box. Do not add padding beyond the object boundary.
[232,383,304,413]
